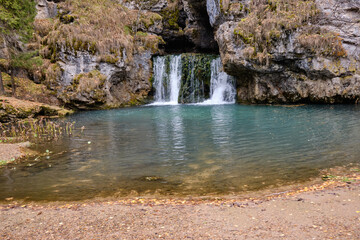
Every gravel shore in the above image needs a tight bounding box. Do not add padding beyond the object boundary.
[1,181,359,239]
[0,142,33,163]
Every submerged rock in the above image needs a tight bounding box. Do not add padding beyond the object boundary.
[138,176,165,182]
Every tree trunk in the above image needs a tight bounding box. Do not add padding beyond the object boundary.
[10,69,16,97]
[0,71,5,95]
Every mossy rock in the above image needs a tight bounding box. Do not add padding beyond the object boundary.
[179,54,217,103]
[0,97,73,123]
[59,14,75,24]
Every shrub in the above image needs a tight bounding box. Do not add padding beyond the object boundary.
[11,51,43,71]
[297,28,347,57]
[0,0,37,40]
[234,0,346,62]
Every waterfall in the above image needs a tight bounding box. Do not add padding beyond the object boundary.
[152,55,181,105]
[169,55,182,103]
[203,58,236,104]
[153,56,166,102]
[179,55,206,104]
[151,54,236,105]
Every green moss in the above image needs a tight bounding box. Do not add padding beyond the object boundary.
[0,58,9,68]
[101,55,119,64]
[179,54,217,103]
[59,14,75,24]
[140,12,162,29]
[149,75,154,86]
[136,31,148,37]
[124,25,132,35]
[161,8,180,30]
[0,160,8,166]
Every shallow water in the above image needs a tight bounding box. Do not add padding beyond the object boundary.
[1,104,360,201]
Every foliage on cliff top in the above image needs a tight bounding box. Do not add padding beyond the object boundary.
[297,28,347,58]
[234,0,318,64]
[0,0,42,80]
[42,0,163,62]
[0,0,37,40]
[234,0,347,63]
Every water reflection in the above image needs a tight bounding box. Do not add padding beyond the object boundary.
[1,105,360,201]
[170,106,185,161]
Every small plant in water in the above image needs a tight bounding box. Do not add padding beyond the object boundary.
[0,119,75,143]
[322,174,356,183]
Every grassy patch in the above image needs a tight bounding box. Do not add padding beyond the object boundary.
[233,0,345,64]
[0,160,8,166]
[0,119,75,143]
[1,72,58,104]
[41,0,164,63]
[10,51,43,71]
[297,28,347,57]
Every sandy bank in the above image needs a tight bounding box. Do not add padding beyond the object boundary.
[0,178,359,239]
[0,142,34,164]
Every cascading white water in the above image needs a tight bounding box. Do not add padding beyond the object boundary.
[152,55,235,105]
[202,58,236,104]
[169,55,182,103]
[153,57,166,102]
[152,55,181,105]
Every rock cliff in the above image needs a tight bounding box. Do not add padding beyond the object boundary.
[211,0,360,103]
[26,0,360,107]
[31,0,221,109]
[33,0,163,109]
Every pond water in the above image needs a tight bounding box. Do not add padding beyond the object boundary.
[1,104,360,201]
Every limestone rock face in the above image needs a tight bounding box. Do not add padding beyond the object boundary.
[31,0,360,107]
[36,0,58,19]
[213,0,360,103]
[33,0,220,109]
[54,49,152,109]
[119,0,168,12]
[181,0,219,52]
[33,0,156,109]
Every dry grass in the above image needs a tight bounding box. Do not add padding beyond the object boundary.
[59,70,107,105]
[27,0,166,95]
[297,27,347,57]
[73,70,106,94]
[1,72,59,105]
[39,0,164,63]
[48,0,133,57]
[234,0,319,64]
[34,19,55,38]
